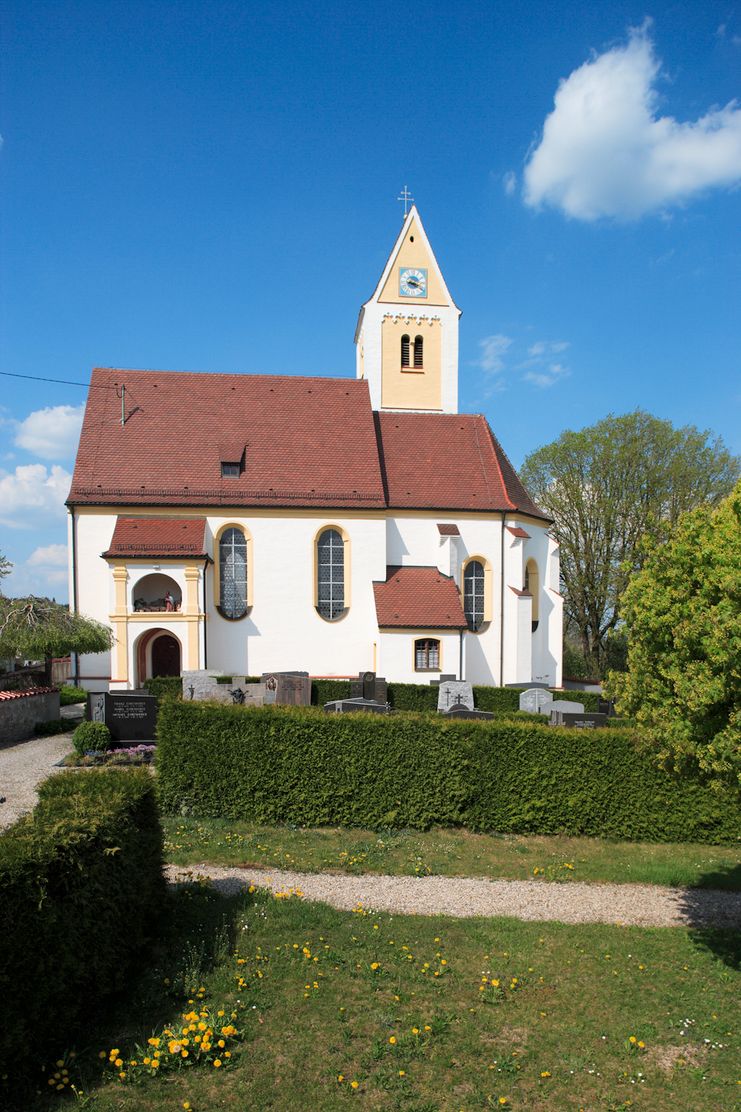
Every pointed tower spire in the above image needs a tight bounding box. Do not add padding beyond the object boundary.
[355,207,461,413]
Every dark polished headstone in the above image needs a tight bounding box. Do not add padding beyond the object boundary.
[324,697,391,715]
[94,691,158,741]
[349,672,388,704]
[443,701,495,720]
[550,711,608,729]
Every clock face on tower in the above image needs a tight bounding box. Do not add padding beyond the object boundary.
[399,267,428,298]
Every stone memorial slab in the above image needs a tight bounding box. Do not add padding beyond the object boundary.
[102,691,157,742]
[182,670,264,706]
[324,697,391,715]
[551,712,609,729]
[519,688,554,716]
[549,699,585,717]
[349,672,388,704]
[437,680,474,712]
[261,671,311,707]
[443,702,495,720]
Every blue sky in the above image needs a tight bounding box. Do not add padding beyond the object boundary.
[1,0,739,602]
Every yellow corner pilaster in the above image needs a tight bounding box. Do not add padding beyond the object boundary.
[184,565,201,615]
[111,616,129,684]
[112,565,129,616]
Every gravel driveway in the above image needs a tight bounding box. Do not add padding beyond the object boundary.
[165,863,741,929]
[0,732,71,830]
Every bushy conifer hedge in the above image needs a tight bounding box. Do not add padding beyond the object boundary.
[0,769,165,1084]
[156,702,738,844]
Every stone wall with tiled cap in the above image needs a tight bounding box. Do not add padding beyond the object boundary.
[0,689,60,744]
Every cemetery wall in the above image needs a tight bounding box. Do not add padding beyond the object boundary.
[0,689,60,743]
[156,701,740,844]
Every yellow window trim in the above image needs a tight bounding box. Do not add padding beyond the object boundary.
[313,523,351,620]
[460,555,493,628]
[213,522,254,621]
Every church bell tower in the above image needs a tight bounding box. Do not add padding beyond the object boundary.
[355,203,461,413]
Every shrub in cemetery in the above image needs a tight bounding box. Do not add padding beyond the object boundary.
[143,674,183,701]
[156,701,739,844]
[0,769,165,1083]
[72,719,112,755]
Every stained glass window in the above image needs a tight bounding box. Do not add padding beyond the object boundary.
[317,528,345,620]
[464,559,485,631]
[219,527,247,619]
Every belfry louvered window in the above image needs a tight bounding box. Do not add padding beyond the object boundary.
[413,335,424,367]
[463,559,485,631]
[317,528,345,620]
[401,334,411,367]
[219,527,247,619]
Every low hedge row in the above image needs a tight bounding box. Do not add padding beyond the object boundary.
[0,769,165,1083]
[311,680,601,712]
[156,702,739,844]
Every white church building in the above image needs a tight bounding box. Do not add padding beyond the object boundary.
[67,206,563,691]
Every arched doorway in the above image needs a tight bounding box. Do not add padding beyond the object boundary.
[152,634,181,677]
[135,628,182,687]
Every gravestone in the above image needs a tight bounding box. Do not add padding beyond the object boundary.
[443,702,495,720]
[349,671,388,704]
[549,699,585,717]
[519,688,554,716]
[324,697,391,715]
[437,680,474,712]
[87,691,157,742]
[182,670,264,706]
[261,671,311,707]
[551,711,609,729]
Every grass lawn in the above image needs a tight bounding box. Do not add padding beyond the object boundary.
[23,882,740,1111]
[162,817,741,890]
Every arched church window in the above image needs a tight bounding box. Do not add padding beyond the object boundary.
[401,334,410,367]
[414,335,424,367]
[525,558,539,632]
[463,559,485,631]
[219,527,248,619]
[316,527,346,621]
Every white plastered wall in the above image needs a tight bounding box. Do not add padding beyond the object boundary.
[377,630,461,685]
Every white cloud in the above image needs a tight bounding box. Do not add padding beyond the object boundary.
[475,334,513,375]
[503,170,517,196]
[523,361,570,388]
[524,28,741,220]
[27,543,68,568]
[0,464,71,528]
[14,404,85,461]
[527,340,570,358]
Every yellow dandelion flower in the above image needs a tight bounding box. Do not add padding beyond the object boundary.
[389,1036,397,1045]
[370,962,379,971]
[213,1059,222,1068]
[337,1074,344,1082]
[541,1070,551,1077]
[399,1069,405,1076]
[350,1080,359,1089]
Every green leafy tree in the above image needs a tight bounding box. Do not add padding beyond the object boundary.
[607,482,741,792]
[0,596,112,683]
[0,552,11,591]
[520,411,739,673]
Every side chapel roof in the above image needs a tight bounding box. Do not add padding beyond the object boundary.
[373,566,468,629]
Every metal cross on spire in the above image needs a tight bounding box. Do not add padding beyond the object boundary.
[397,185,414,219]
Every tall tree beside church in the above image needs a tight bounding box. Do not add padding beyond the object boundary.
[519,411,739,673]
[607,482,741,792]
[0,552,11,590]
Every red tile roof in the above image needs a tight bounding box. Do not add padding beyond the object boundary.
[69,369,387,510]
[506,526,531,539]
[373,566,467,629]
[375,411,548,517]
[437,523,460,535]
[68,368,548,519]
[103,517,208,558]
[0,687,58,701]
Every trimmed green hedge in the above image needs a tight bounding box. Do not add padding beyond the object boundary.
[156,702,739,844]
[0,769,165,1083]
[144,674,183,701]
[311,679,601,713]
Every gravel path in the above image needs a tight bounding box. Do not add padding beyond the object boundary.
[0,732,71,829]
[165,863,741,929]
